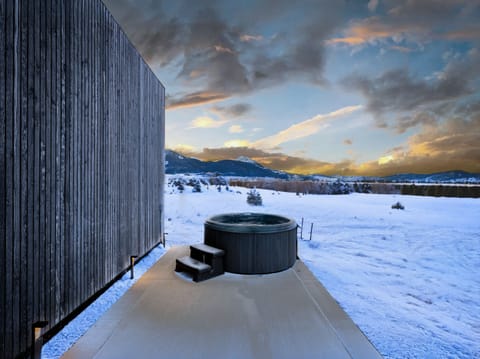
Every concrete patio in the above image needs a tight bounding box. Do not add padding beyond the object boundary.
[62,246,382,359]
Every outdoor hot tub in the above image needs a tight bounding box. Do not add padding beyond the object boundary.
[204,213,297,274]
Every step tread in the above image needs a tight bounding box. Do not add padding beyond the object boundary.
[176,256,211,273]
[190,243,225,256]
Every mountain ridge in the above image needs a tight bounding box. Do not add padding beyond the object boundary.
[165,150,480,183]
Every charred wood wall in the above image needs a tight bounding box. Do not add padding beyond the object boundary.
[0,0,165,357]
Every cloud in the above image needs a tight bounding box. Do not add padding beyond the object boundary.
[224,140,251,148]
[166,91,230,110]
[229,125,244,134]
[408,116,480,161]
[327,37,368,46]
[445,25,480,40]
[394,112,437,133]
[189,116,227,129]
[327,16,425,47]
[328,1,480,48]
[173,110,480,176]
[368,0,379,12]
[213,45,235,54]
[240,34,263,42]
[252,105,362,150]
[390,45,414,53]
[172,144,197,153]
[210,103,252,118]
[342,49,480,131]
[104,0,344,108]
[358,111,480,175]
[102,0,186,66]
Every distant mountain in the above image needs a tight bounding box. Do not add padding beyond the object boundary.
[383,170,480,184]
[165,150,480,183]
[235,156,259,165]
[165,150,290,179]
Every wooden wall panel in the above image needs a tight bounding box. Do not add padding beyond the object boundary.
[0,2,6,356]
[0,0,165,357]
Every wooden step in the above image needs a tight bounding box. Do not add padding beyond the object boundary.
[190,243,225,257]
[190,243,225,277]
[176,256,211,272]
[175,256,213,282]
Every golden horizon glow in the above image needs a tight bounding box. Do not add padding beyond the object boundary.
[224,139,251,147]
[378,155,394,165]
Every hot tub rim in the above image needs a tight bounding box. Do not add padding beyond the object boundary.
[205,212,297,234]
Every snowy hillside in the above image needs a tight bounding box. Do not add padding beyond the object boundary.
[165,150,289,179]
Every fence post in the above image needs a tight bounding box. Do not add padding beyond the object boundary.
[300,218,304,240]
[309,223,313,241]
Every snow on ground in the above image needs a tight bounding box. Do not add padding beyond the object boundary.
[42,245,166,359]
[165,179,479,359]
[44,176,479,358]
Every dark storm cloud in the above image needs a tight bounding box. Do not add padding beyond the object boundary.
[330,1,480,46]
[385,0,466,24]
[103,0,344,108]
[342,49,480,131]
[176,7,250,95]
[372,115,480,175]
[102,0,186,65]
[394,112,437,134]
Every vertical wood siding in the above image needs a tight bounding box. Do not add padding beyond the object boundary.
[0,0,165,357]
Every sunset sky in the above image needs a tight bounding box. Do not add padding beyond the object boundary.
[104,0,480,176]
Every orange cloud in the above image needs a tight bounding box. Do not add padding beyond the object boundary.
[445,26,480,40]
[213,45,235,54]
[328,17,424,47]
[224,140,251,148]
[167,91,230,110]
[326,37,366,45]
[171,113,480,176]
[240,34,263,42]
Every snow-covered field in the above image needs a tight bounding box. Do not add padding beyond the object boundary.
[44,176,479,358]
[164,178,479,359]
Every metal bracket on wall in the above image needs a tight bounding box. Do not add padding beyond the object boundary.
[163,232,168,248]
[32,321,48,359]
[130,255,138,279]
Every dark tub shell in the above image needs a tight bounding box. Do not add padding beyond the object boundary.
[204,213,297,274]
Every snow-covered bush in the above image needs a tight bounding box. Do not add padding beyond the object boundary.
[172,179,185,193]
[192,182,202,192]
[209,175,227,186]
[353,182,372,193]
[391,201,405,210]
[247,189,262,206]
[330,180,352,194]
[187,178,202,192]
